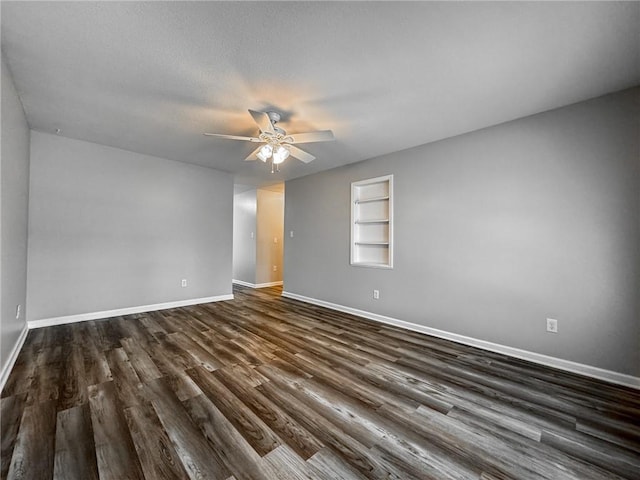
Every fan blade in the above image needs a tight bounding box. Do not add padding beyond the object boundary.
[287,145,315,163]
[285,130,334,144]
[245,146,266,162]
[248,110,275,134]
[203,133,261,142]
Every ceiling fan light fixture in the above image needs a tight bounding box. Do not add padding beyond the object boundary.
[272,145,290,164]
[204,109,333,168]
[257,144,273,162]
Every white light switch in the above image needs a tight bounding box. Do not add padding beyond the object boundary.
[290,231,294,238]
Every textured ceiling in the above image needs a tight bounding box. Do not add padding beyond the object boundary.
[2,2,639,187]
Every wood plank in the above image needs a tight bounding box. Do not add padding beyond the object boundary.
[28,346,63,406]
[147,311,179,335]
[119,337,162,383]
[1,393,27,479]
[446,407,618,480]
[306,448,368,480]
[88,382,144,480]
[138,316,168,338]
[91,319,122,351]
[0,340,38,399]
[114,316,152,349]
[182,394,269,480]
[218,363,268,388]
[105,348,145,407]
[57,344,87,411]
[278,349,415,412]
[214,366,323,460]
[369,440,465,480]
[163,373,204,403]
[145,377,230,479]
[260,368,385,450]
[260,444,320,480]
[53,403,99,480]
[186,329,247,367]
[6,400,57,480]
[228,336,278,365]
[78,323,113,387]
[391,357,545,440]
[191,306,243,339]
[164,312,210,339]
[256,379,394,480]
[168,332,223,372]
[123,402,190,480]
[576,420,640,456]
[541,429,640,479]
[186,366,281,457]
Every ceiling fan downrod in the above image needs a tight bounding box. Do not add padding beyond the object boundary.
[267,112,286,136]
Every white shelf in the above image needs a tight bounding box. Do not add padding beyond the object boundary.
[354,262,393,269]
[355,219,389,224]
[351,175,393,268]
[355,195,390,204]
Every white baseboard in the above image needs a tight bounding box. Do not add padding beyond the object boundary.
[0,324,29,392]
[282,291,640,390]
[28,294,234,329]
[233,279,283,288]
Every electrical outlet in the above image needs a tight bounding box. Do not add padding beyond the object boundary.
[251,232,254,239]
[273,265,277,272]
[290,230,294,238]
[373,289,380,300]
[181,279,187,288]
[15,304,21,320]
[546,318,558,333]
[274,237,278,243]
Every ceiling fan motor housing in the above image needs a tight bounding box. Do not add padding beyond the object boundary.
[266,112,287,135]
[267,111,281,123]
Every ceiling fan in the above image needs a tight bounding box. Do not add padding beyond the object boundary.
[204,110,334,171]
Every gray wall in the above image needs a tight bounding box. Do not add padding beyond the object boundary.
[256,189,284,285]
[233,189,257,284]
[1,56,30,371]
[284,88,640,376]
[27,132,233,320]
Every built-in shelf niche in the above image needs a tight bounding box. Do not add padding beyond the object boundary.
[351,174,393,268]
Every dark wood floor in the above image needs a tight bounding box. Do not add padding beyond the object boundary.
[2,285,639,479]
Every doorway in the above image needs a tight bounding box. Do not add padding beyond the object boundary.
[232,183,285,289]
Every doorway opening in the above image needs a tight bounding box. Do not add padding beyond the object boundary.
[232,183,285,290]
